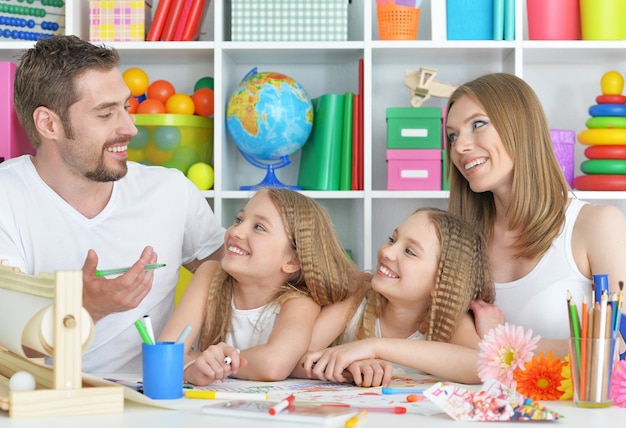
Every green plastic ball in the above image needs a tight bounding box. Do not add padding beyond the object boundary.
[194,76,214,92]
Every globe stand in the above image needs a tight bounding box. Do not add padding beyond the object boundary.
[239,150,301,190]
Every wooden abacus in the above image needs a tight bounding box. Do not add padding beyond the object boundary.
[0,261,123,418]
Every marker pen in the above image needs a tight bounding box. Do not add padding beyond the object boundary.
[268,394,295,415]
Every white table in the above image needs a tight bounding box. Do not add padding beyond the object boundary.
[1,397,624,427]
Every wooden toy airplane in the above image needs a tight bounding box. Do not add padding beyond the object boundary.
[404,67,457,107]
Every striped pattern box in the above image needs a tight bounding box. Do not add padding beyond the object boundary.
[232,0,347,42]
[89,1,150,42]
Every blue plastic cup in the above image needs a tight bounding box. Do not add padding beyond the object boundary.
[142,341,184,399]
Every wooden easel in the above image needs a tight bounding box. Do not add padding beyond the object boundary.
[0,262,123,418]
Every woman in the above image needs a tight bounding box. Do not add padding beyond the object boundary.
[445,72,626,356]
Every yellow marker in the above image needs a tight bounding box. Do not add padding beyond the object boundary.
[345,409,367,428]
[185,390,268,401]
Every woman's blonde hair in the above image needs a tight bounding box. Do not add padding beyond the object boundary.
[349,207,494,343]
[445,73,569,259]
[199,187,358,349]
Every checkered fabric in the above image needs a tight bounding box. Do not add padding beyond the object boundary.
[232,0,348,42]
[89,1,148,42]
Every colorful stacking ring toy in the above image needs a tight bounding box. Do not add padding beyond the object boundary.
[586,116,626,129]
[574,174,626,191]
[596,94,626,104]
[578,128,626,145]
[581,159,626,174]
[589,104,626,117]
[584,145,626,160]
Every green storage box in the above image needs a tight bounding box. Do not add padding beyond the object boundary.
[386,107,442,149]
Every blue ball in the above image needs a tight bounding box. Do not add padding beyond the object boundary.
[153,126,181,152]
[129,126,150,149]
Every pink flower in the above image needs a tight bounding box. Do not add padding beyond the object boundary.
[611,359,626,408]
[478,323,541,388]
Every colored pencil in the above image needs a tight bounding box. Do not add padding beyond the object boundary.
[567,291,582,371]
[579,295,588,401]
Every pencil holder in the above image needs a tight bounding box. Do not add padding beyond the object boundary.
[376,1,420,41]
[142,341,184,399]
[569,336,618,408]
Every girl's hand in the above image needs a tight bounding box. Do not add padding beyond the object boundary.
[470,300,504,339]
[185,343,246,386]
[345,359,393,387]
[305,339,377,383]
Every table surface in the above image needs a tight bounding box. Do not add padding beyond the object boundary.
[1,392,625,427]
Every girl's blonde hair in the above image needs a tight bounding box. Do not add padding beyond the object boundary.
[350,207,494,343]
[445,72,569,259]
[199,188,358,349]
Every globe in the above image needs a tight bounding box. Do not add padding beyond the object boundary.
[226,69,314,189]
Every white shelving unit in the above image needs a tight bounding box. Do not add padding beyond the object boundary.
[3,0,626,271]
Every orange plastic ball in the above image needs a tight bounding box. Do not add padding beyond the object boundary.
[147,80,176,104]
[166,93,195,115]
[192,88,215,116]
[137,98,167,114]
[127,97,139,114]
[123,67,149,97]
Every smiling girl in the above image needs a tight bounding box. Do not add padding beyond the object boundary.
[300,207,495,386]
[159,188,361,386]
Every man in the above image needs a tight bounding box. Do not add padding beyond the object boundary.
[0,35,225,373]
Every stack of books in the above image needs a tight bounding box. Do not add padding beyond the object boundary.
[297,60,364,191]
[147,0,209,41]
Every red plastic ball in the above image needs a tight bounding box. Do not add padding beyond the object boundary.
[147,80,176,104]
[128,97,139,114]
[192,88,215,116]
[137,98,167,114]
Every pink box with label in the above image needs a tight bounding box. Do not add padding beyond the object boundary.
[0,62,34,162]
[387,149,441,190]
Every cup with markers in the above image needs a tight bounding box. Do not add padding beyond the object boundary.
[136,317,189,399]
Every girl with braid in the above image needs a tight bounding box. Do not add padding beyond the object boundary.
[159,188,362,386]
[299,208,495,387]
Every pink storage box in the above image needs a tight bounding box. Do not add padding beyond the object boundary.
[387,149,441,190]
[0,62,34,162]
[89,1,152,42]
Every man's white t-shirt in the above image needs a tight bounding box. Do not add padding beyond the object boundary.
[0,156,225,373]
